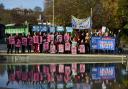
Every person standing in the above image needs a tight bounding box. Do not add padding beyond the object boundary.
[27,33,33,53]
[21,34,27,53]
[33,32,39,53]
[7,34,10,54]
[39,32,43,53]
[8,34,15,54]
[85,32,90,53]
[15,33,21,54]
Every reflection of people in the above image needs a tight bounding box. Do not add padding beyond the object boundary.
[102,81,106,89]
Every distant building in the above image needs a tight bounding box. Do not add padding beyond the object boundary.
[12,8,34,15]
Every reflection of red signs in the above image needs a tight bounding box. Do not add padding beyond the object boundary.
[65,42,71,51]
[79,45,85,53]
[43,66,49,74]
[72,63,77,72]
[59,64,64,73]
[80,64,85,73]
[9,73,15,81]
[50,45,56,53]
[47,73,51,82]
[58,44,64,53]
[71,46,77,54]
[22,72,28,81]
[43,42,49,51]
[33,36,39,44]
[50,64,56,73]
[65,66,71,76]
[34,72,39,81]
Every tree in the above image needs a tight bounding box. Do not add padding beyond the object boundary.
[34,6,42,12]
[0,3,4,9]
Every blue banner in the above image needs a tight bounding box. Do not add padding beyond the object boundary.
[66,27,73,32]
[32,25,48,32]
[91,37,115,50]
[49,26,55,33]
[92,67,115,80]
[56,26,64,32]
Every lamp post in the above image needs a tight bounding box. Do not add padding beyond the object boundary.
[52,0,55,26]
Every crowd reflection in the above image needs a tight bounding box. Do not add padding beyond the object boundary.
[5,64,126,89]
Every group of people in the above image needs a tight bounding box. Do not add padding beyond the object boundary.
[6,64,121,89]
[6,28,121,54]
[6,31,91,54]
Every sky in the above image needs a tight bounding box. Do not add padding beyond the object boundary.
[0,0,45,10]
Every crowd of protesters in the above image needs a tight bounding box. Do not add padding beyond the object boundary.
[6,64,123,89]
[6,28,122,54]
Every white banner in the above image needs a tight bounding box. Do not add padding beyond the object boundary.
[72,16,91,29]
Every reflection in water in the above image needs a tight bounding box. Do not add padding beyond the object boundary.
[0,64,127,89]
[0,65,6,76]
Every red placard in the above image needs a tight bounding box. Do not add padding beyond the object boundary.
[9,37,15,44]
[50,44,56,53]
[15,39,21,48]
[22,37,27,46]
[79,45,85,53]
[65,42,71,51]
[47,34,51,42]
[39,36,43,44]
[71,46,77,54]
[65,66,71,76]
[72,63,77,73]
[80,64,85,73]
[58,44,64,53]
[64,34,70,42]
[33,36,39,44]
[28,37,33,45]
[50,64,56,73]
[43,42,49,51]
[59,64,64,73]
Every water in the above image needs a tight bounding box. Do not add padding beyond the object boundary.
[0,64,127,89]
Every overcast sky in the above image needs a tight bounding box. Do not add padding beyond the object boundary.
[0,0,44,10]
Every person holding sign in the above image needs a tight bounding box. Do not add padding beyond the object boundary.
[27,33,33,53]
[8,34,15,54]
[85,32,90,53]
[65,41,71,53]
[33,33,39,53]
[50,41,56,54]
[64,32,70,42]
[78,40,85,54]
[15,33,21,54]
[71,38,77,54]
[21,34,27,53]
[58,44,64,53]
[15,38,21,54]
[39,32,43,53]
